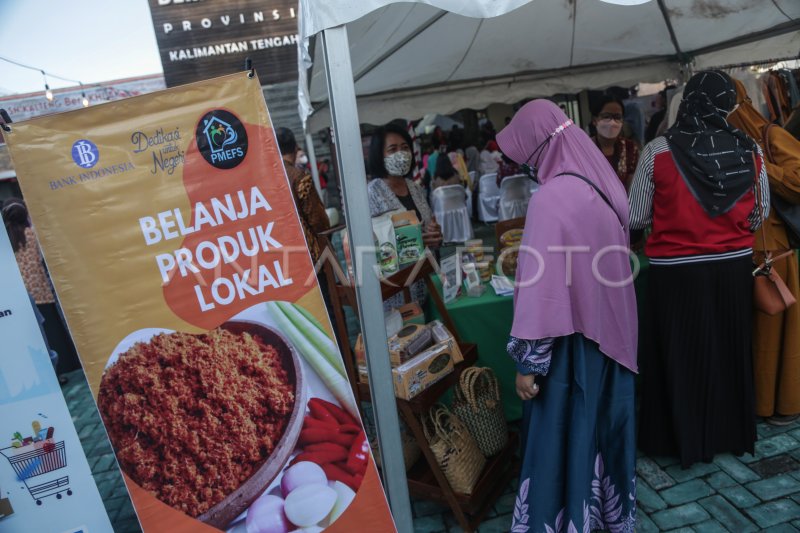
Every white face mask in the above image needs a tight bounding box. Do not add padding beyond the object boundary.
[297,154,309,166]
[384,150,412,176]
[596,119,623,140]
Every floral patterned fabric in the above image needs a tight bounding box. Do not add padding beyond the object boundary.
[507,336,554,376]
[509,334,636,533]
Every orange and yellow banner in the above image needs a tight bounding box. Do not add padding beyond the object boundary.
[6,72,395,533]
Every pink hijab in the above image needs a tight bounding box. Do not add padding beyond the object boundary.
[497,100,638,373]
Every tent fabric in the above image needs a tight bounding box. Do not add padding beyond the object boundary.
[299,0,800,130]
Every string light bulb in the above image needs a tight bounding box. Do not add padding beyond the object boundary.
[41,70,53,101]
[80,83,89,107]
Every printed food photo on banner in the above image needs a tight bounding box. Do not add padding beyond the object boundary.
[97,301,367,531]
[4,71,395,533]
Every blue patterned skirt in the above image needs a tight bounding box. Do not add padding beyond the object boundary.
[510,334,637,533]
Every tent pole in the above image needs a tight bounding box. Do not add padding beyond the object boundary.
[320,25,414,533]
[304,131,323,198]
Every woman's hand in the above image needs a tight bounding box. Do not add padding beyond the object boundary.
[515,372,540,401]
[422,217,443,249]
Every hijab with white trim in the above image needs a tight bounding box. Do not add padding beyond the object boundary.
[665,70,758,217]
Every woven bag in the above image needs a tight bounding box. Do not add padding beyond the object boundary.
[370,418,421,472]
[423,403,486,494]
[452,367,509,457]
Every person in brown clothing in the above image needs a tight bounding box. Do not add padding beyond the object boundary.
[729,79,800,425]
[276,127,330,267]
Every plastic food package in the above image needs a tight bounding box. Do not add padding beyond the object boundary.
[372,215,399,275]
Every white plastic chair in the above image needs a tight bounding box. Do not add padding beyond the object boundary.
[477,173,499,223]
[499,174,532,221]
[431,184,474,243]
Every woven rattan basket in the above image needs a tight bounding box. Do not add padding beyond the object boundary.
[423,403,486,494]
[452,367,509,457]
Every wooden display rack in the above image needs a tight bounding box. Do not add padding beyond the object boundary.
[317,227,517,532]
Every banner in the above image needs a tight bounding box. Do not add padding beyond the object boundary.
[6,72,396,532]
[0,226,114,532]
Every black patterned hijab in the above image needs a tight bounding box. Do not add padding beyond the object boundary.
[666,70,758,216]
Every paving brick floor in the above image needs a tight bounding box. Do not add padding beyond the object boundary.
[62,367,800,532]
[61,369,142,533]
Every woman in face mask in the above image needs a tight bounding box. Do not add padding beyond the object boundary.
[592,95,640,191]
[367,123,443,249]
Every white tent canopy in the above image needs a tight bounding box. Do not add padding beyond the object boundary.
[296,3,799,531]
[299,0,800,130]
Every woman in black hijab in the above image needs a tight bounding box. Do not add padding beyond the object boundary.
[629,70,770,467]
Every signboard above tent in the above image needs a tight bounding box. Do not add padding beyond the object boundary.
[148,0,299,87]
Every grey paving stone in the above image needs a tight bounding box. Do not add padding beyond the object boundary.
[637,457,676,490]
[636,512,660,533]
[666,461,719,483]
[745,499,800,529]
[747,474,800,501]
[651,503,710,530]
[637,481,668,513]
[698,495,757,533]
[714,454,761,483]
[755,435,800,460]
[707,471,738,490]
[693,519,730,532]
[413,499,450,518]
[719,486,761,509]
[413,514,446,532]
[761,524,800,533]
[750,455,800,479]
[493,492,516,516]
[661,479,715,506]
[477,514,514,533]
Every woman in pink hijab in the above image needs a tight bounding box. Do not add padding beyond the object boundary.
[497,100,638,533]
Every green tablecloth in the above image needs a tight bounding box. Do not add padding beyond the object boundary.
[429,254,649,422]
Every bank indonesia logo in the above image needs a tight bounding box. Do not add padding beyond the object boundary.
[71,139,99,169]
[196,110,248,170]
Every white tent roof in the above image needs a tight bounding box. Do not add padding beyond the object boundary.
[299,0,800,130]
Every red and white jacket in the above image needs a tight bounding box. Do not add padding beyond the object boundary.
[629,137,769,265]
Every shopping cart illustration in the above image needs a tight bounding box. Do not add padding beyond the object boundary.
[1,441,72,505]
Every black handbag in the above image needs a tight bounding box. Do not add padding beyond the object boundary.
[762,124,800,249]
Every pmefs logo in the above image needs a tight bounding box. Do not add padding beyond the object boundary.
[71,139,99,169]
[196,110,248,169]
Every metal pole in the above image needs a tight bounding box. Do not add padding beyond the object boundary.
[304,131,323,198]
[320,25,413,533]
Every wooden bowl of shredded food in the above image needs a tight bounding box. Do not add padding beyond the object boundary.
[98,320,306,528]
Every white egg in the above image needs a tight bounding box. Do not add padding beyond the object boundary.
[283,484,338,528]
[281,461,328,498]
[245,494,291,533]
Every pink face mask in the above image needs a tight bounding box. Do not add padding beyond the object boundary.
[596,119,622,140]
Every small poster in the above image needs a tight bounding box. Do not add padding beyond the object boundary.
[0,227,114,532]
[6,72,396,532]
[440,254,460,303]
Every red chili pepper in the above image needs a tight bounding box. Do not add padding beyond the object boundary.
[299,429,355,447]
[305,442,349,454]
[302,416,339,430]
[309,398,358,426]
[338,424,362,434]
[308,401,336,424]
[345,431,370,475]
[293,448,348,466]
[322,463,360,491]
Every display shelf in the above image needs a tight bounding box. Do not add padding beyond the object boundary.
[355,343,477,413]
[405,432,519,527]
[315,227,516,533]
